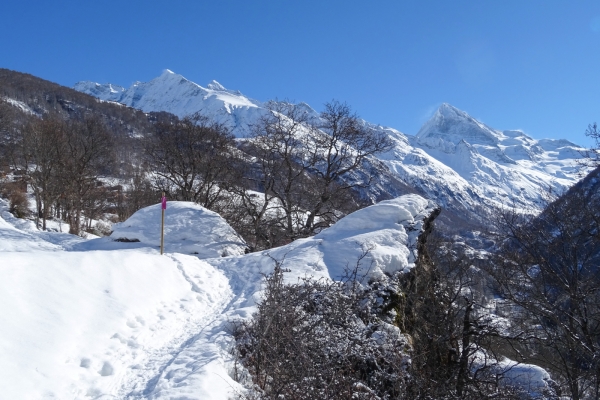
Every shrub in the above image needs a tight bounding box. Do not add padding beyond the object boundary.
[234,264,410,400]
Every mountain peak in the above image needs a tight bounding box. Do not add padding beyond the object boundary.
[161,68,175,76]
[436,103,469,119]
[157,69,186,82]
[417,103,501,147]
[207,80,226,91]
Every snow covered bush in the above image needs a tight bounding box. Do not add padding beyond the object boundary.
[234,263,410,399]
[93,220,112,237]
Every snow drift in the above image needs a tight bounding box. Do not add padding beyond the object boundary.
[110,201,247,258]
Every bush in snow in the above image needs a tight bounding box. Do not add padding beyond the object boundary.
[6,184,29,218]
[234,262,410,399]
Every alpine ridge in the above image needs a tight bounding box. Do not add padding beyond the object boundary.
[75,71,587,219]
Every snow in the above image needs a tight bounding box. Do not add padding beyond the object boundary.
[110,201,247,258]
[74,70,263,137]
[0,204,63,252]
[2,96,40,116]
[210,194,438,291]
[471,351,553,396]
[0,195,439,399]
[75,70,588,216]
[376,102,586,213]
[0,251,234,399]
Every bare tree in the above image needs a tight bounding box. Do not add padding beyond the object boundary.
[19,117,65,230]
[0,100,16,164]
[395,209,533,399]
[237,101,314,247]
[145,114,237,209]
[241,100,392,248]
[114,165,160,221]
[580,123,600,168]
[58,116,115,235]
[302,101,392,235]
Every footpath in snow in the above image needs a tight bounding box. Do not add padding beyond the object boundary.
[0,195,443,399]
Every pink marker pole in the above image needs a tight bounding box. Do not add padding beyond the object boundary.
[160,192,166,255]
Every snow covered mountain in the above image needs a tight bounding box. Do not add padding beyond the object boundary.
[378,103,583,216]
[74,69,264,136]
[75,71,586,217]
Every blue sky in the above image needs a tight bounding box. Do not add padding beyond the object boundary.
[3,1,600,146]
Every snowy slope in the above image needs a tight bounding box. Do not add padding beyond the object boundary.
[0,199,244,399]
[75,69,264,137]
[75,71,586,216]
[0,195,441,399]
[407,103,582,211]
[370,103,584,217]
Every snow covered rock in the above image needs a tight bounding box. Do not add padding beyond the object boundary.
[110,201,247,257]
[213,194,439,285]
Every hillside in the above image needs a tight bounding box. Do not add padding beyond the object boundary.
[0,68,156,138]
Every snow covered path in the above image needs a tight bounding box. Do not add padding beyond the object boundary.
[0,198,246,399]
[119,253,247,400]
[0,249,245,399]
[0,195,439,399]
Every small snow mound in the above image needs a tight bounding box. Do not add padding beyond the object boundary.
[313,194,436,280]
[110,201,246,258]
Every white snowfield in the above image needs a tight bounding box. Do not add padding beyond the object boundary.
[0,195,440,399]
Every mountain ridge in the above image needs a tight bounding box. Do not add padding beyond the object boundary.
[74,70,587,218]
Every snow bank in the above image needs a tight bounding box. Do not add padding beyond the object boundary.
[111,201,247,258]
[471,351,554,395]
[213,194,438,286]
[314,194,436,279]
[0,199,63,252]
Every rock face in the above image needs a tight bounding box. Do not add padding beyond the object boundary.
[76,71,586,220]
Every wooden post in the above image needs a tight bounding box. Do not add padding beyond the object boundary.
[160,192,166,255]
